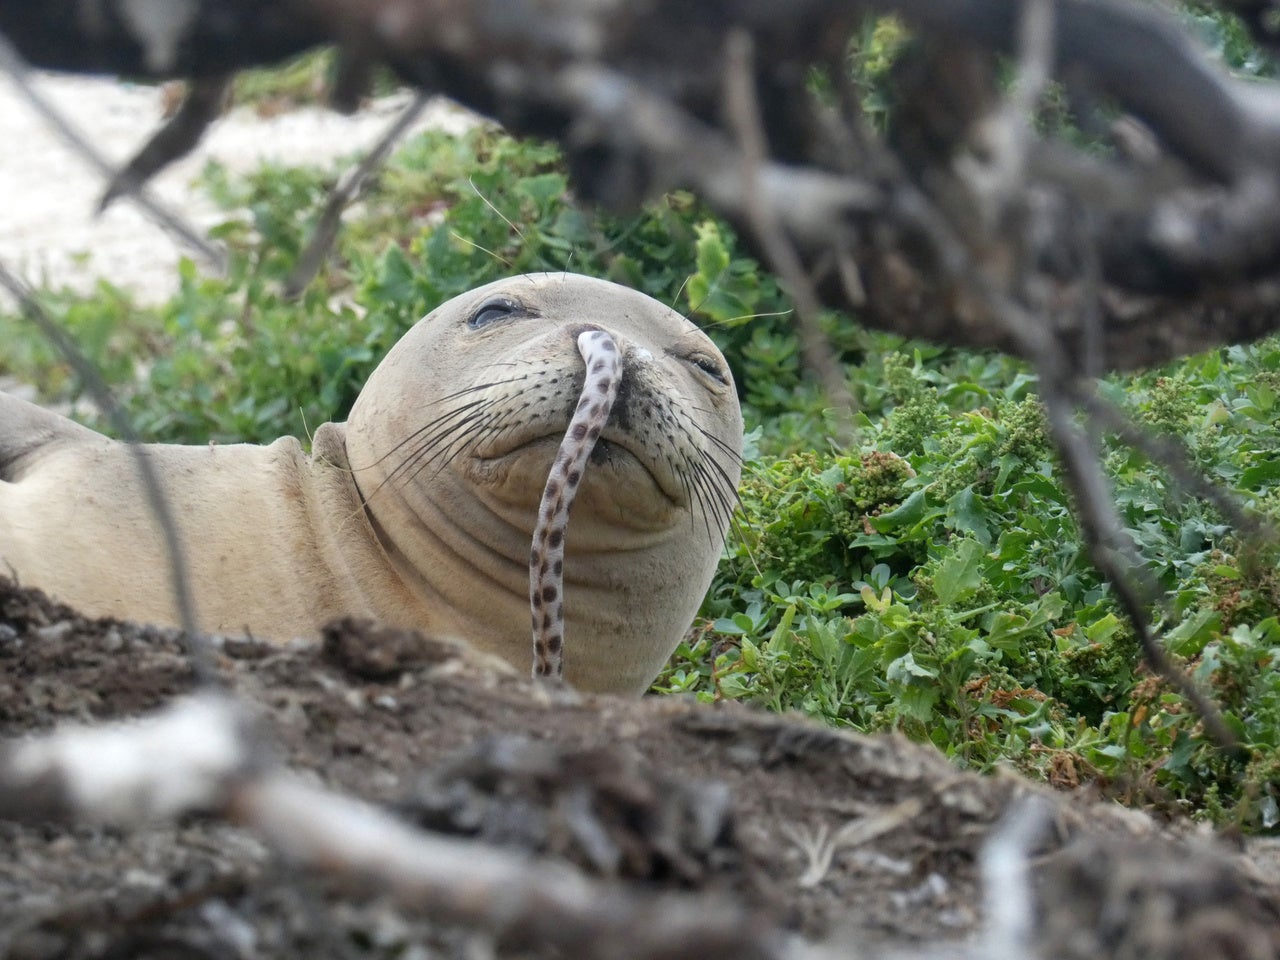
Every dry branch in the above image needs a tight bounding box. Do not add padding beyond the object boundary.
[0,33,226,272]
[98,74,231,212]
[0,262,216,681]
[8,0,1280,365]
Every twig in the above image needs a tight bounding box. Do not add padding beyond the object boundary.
[786,796,925,888]
[0,32,227,273]
[99,75,231,212]
[0,262,217,686]
[870,0,1252,184]
[283,92,429,297]
[721,30,856,445]
[936,198,1244,752]
[1073,383,1275,548]
[836,29,1244,755]
[978,798,1048,958]
[1038,374,1241,754]
[959,0,1055,230]
[551,63,879,247]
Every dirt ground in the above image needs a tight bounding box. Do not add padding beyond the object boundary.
[0,578,1278,959]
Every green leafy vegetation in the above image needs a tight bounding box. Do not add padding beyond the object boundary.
[671,339,1280,831]
[4,48,1280,830]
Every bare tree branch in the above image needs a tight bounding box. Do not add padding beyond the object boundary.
[284,91,429,297]
[722,30,856,443]
[8,0,1280,365]
[99,74,231,212]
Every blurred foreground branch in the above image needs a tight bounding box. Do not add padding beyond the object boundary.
[5,0,1280,368]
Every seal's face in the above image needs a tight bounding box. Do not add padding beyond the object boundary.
[346,273,743,693]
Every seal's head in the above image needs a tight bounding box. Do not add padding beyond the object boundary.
[346,273,743,694]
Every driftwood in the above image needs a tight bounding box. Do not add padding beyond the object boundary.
[3,0,1280,368]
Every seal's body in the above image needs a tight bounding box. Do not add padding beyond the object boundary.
[0,274,743,694]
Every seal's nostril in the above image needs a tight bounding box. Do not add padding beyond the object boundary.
[566,322,603,341]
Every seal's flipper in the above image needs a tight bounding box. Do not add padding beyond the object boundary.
[0,391,102,482]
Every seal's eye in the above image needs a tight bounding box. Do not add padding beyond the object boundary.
[468,297,521,329]
[687,353,729,386]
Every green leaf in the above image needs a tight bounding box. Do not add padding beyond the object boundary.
[514,172,568,209]
[945,486,993,545]
[886,651,938,681]
[1085,613,1122,644]
[685,221,759,323]
[1241,457,1280,488]
[933,538,987,605]
[897,683,940,722]
[870,489,938,532]
[1166,608,1221,658]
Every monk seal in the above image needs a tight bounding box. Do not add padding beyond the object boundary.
[0,273,743,694]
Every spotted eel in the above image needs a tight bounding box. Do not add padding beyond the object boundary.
[530,328,622,680]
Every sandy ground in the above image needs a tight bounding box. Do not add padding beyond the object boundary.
[0,72,477,305]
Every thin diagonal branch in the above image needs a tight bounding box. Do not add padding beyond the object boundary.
[284,92,429,297]
[0,262,217,686]
[722,29,856,445]
[99,74,231,212]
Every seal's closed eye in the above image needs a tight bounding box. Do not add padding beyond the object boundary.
[683,352,729,386]
[468,296,527,329]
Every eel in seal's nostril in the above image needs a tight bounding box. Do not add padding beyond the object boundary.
[529,329,622,681]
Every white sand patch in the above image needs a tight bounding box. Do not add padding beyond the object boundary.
[0,72,478,305]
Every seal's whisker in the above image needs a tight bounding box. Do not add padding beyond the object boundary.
[465,415,529,458]
[356,409,492,508]
[694,446,756,564]
[450,230,512,267]
[667,275,691,316]
[685,456,729,545]
[672,460,698,535]
[429,418,504,477]
[698,308,793,330]
[469,176,525,241]
[427,375,528,406]
[691,424,746,466]
[685,434,744,511]
[376,400,503,484]
[395,407,512,489]
[692,449,740,534]
[686,455,737,545]
[365,400,511,505]
[356,381,523,470]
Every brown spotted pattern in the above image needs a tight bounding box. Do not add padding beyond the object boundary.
[530,329,621,679]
